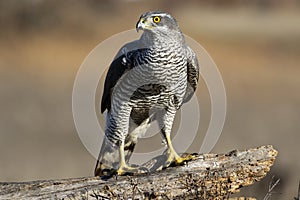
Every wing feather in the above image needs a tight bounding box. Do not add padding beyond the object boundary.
[183,46,200,103]
[101,40,143,113]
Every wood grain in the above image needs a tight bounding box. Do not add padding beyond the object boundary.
[0,145,277,200]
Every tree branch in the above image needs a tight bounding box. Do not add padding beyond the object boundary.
[0,145,277,200]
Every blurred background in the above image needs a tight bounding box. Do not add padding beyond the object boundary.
[0,0,299,199]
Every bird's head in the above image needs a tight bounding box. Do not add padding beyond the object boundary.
[136,11,180,34]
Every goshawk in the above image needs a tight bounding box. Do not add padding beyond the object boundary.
[95,11,199,176]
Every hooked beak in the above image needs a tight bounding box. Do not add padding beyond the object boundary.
[136,18,148,32]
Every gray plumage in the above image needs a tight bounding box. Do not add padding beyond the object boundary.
[95,11,199,176]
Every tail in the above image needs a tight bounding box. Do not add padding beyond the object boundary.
[94,113,151,176]
[94,135,120,176]
[94,134,138,176]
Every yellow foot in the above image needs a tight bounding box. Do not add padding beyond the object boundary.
[164,153,197,168]
[116,164,148,176]
[175,153,196,165]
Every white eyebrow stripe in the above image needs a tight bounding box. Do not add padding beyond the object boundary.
[152,13,171,18]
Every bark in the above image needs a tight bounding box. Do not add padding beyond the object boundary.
[0,145,277,200]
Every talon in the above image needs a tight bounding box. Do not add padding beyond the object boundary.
[162,134,197,168]
[164,153,196,168]
[175,154,195,165]
[117,164,148,176]
[117,169,124,176]
[175,153,196,165]
[117,165,135,176]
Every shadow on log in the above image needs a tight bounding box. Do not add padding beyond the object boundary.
[0,145,277,200]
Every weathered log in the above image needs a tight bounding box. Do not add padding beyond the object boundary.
[0,145,277,200]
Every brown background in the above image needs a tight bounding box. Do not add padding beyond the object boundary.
[0,0,299,199]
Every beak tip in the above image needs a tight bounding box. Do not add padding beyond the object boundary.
[136,18,145,32]
[136,24,142,32]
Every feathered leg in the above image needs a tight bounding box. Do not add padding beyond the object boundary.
[116,117,150,175]
[95,113,150,177]
[158,108,195,168]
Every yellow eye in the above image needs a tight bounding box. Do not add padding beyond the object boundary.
[153,16,161,23]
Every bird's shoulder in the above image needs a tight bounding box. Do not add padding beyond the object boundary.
[183,45,200,103]
[101,40,147,113]
[185,44,199,73]
[184,45,197,62]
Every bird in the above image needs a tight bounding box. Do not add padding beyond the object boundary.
[94,11,199,177]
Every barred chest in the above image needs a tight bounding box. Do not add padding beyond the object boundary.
[135,47,188,86]
[127,47,188,107]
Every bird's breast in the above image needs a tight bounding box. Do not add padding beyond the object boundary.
[137,49,187,80]
[125,49,188,105]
